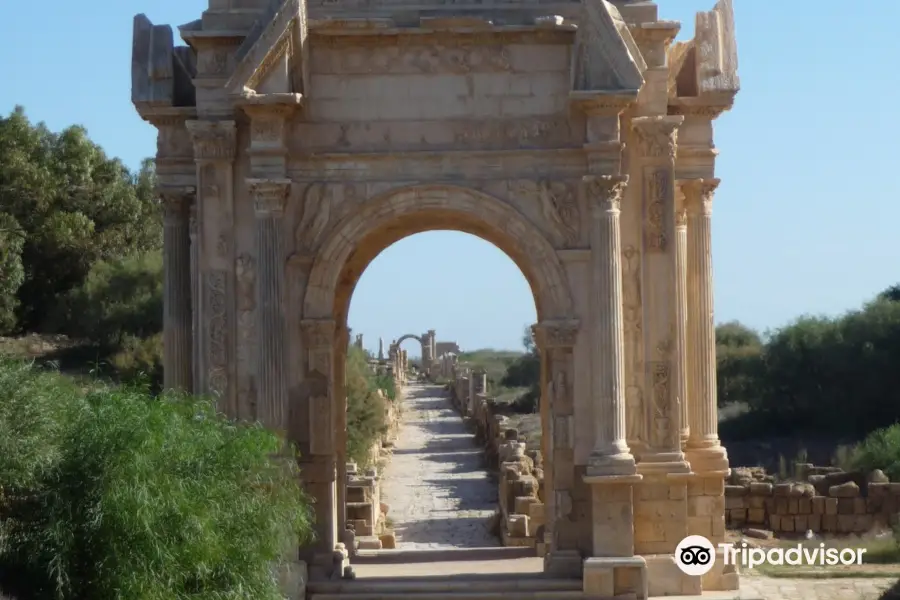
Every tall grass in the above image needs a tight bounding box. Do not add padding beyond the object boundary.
[0,359,315,600]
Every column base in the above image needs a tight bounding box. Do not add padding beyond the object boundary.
[583,473,642,558]
[685,443,730,474]
[277,558,308,599]
[586,452,637,478]
[544,549,584,577]
[643,553,702,597]
[635,451,691,476]
[583,556,648,600]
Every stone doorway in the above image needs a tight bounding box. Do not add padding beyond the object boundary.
[133,0,742,594]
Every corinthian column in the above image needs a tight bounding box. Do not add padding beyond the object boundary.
[160,186,195,393]
[683,178,729,473]
[584,175,636,477]
[189,202,200,395]
[675,188,690,447]
[248,178,291,432]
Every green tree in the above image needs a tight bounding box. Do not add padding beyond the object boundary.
[715,321,764,407]
[0,107,160,334]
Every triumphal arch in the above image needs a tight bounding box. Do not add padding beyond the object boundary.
[133,0,740,594]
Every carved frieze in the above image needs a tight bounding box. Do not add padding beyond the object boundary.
[206,270,228,399]
[454,118,575,149]
[313,42,512,75]
[198,47,230,77]
[644,169,669,253]
[509,180,579,247]
[622,244,643,447]
[185,120,237,162]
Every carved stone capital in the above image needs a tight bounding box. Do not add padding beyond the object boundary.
[248,178,291,216]
[631,116,683,159]
[582,175,628,217]
[185,120,237,161]
[301,319,335,349]
[533,319,580,349]
[681,178,720,215]
[158,185,195,224]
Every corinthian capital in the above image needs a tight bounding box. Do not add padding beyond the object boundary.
[582,175,628,217]
[158,185,195,224]
[533,319,580,349]
[185,120,236,161]
[681,178,720,215]
[247,178,291,217]
[631,116,683,159]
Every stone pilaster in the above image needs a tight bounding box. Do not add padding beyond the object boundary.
[185,119,237,412]
[159,185,195,393]
[629,115,689,475]
[683,178,729,473]
[248,178,291,432]
[674,186,690,447]
[533,320,583,578]
[582,175,636,477]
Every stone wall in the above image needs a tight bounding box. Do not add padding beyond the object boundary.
[448,372,547,552]
[342,388,402,552]
[726,465,896,535]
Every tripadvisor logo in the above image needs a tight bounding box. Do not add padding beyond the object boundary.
[675,535,867,576]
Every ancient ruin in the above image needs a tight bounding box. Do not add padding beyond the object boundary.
[133,0,740,594]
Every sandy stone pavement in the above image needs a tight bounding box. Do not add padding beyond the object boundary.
[380,383,499,550]
[739,571,899,599]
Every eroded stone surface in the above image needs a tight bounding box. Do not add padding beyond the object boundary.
[741,574,898,600]
[380,383,499,549]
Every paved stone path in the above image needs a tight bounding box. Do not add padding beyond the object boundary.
[381,382,499,549]
[740,572,899,600]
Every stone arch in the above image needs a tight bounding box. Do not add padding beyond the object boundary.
[393,333,424,347]
[302,184,575,323]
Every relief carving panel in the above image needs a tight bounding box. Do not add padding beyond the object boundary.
[649,361,677,450]
[509,180,579,247]
[644,169,669,253]
[622,245,644,446]
[312,42,512,75]
[293,182,366,253]
[235,254,256,418]
[206,270,229,400]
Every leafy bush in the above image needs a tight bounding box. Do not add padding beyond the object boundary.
[0,359,314,600]
[49,251,163,348]
[345,346,391,467]
[109,333,163,390]
[847,424,900,481]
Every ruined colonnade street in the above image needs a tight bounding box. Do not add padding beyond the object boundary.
[380,383,499,549]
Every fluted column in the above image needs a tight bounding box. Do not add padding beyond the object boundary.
[249,178,291,432]
[189,201,200,395]
[584,175,636,476]
[160,186,194,393]
[675,187,690,447]
[683,178,729,472]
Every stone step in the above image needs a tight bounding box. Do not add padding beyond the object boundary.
[310,592,585,600]
[352,546,534,563]
[309,575,582,596]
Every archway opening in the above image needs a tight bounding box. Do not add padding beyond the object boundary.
[304,185,576,576]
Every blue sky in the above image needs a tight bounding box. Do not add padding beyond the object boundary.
[2,1,897,356]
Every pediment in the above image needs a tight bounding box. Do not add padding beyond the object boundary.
[571,0,645,93]
[226,0,309,96]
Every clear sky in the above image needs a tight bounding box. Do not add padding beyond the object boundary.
[2,2,897,357]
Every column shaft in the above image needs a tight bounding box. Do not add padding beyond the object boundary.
[189,202,200,395]
[251,179,290,432]
[585,176,635,476]
[684,179,727,470]
[675,195,690,446]
[162,190,194,392]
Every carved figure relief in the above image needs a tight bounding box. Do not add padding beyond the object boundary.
[510,181,578,247]
[622,245,644,445]
[549,369,569,410]
[251,117,282,143]
[625,385,643,443]
[206,271,228,399]
[650,361,672,449]
[645,169,669,253]
[199,48,229,76]
[293,183,365,253]
[235,254,256,366]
